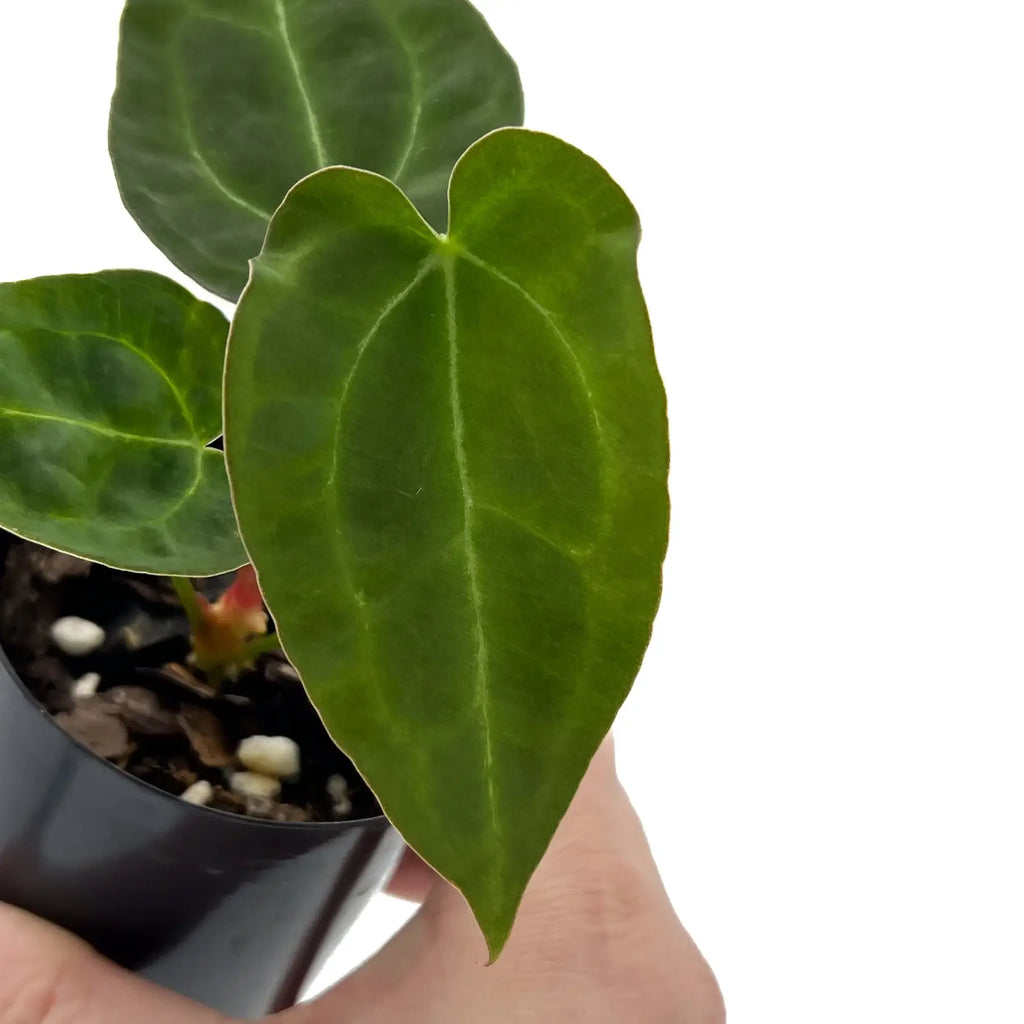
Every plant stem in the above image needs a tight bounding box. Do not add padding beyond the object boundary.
[170,575,205,636]
[169,575,280,686]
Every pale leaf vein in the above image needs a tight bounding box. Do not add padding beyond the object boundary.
[374,0,424,182]
[0,407,199,449]
[273,0,328,166]
[457,248,606,451]
[326,254,439,489]
[445,256,501,847]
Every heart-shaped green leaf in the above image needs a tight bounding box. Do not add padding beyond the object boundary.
[110,0,524,301]
[0,271,245,576]
[225,129,669,956]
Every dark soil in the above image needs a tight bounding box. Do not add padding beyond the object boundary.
[0,534,380,824]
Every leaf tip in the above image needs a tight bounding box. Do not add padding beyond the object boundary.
[468,888,521,965]
[482,923,513,966]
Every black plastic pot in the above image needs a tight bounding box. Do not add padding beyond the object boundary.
[0,645,403,1018]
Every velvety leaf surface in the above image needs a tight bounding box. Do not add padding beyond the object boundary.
[0,271,245,575]
[225,130,669,956]
[110,0,524,300]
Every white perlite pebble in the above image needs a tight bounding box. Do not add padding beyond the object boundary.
[50,617,106,657]
[326,774,352,816]
[71,673,101,700]
[326,774,349,804]
[237,735,301,779]
[181,781,214,806]
[230,771,282,801]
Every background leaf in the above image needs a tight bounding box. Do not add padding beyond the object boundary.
[225,129,669,957]
[110,0,524,301]
[0,271,245,576]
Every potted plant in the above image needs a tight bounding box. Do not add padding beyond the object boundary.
[0,0,669,1016]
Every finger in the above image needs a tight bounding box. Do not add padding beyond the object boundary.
[0,903,227,1024]
[385,849,438,903]
[285,735,722,1024]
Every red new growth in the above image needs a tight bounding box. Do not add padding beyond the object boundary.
[191,566,270,679]
[215,565,267,632]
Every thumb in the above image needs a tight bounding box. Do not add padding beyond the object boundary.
[285,739,721,1024]
[0,903,226,1024]
[280,741,696,1019]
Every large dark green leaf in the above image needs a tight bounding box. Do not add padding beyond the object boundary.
[110,0,524,301]
[225,129,669,956]
[0,271,245,575]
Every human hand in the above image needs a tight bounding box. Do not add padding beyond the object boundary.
[0,740,723,1023]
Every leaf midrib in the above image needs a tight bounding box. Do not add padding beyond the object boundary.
[310,229,615,883]
[0,409,209,535]
[314,240,504,858]
[0,406,200,449]
[444,253,502,858]
[315,237,612,868]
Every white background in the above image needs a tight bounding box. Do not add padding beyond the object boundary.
[2,2,1023,1021]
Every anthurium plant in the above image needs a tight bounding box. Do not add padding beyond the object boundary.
[0,0,668,959]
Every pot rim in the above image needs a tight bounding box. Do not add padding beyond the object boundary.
[0,640,390,833]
